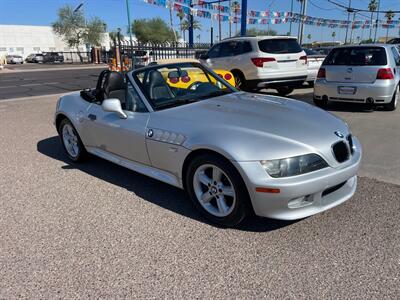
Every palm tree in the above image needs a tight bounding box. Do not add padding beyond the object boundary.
[176,11,186,42]
[196,34,201,43]
[368,0,377,40]
[307,33,312,43]
[331,31,336,43]
[385,10,395,42]
[181,18,202,43]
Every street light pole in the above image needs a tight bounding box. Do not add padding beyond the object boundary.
[344,0,352,44]
[240,0,247,36]
[373,0,380,42]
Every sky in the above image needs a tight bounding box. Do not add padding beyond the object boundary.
[1,0,400,43]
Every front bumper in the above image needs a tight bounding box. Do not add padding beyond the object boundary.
[233,138,362,220]
[314,79,396,104]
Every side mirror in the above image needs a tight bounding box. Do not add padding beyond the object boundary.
[199,54,209,60]
[102,98,127,119]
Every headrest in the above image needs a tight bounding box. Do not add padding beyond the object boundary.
[105,72,125,94]
[149,70,167,87]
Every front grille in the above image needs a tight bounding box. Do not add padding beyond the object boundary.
[332,141,350,163]
[322,181,347,197]
[347,134,354,154]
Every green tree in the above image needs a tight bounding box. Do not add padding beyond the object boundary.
[385,10,395,42]
[368,0,377,40]
[331,31,336,42]
[307,33,312,42]
[52,5,106,61]
[132,18,176,43]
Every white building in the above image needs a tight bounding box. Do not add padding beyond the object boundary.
[0,24,110,59]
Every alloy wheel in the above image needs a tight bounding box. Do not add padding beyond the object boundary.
[62,123,79,158]
[193,164,236,217]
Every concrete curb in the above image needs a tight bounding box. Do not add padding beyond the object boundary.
[1,64,107,74]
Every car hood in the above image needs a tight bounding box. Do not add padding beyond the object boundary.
[149,92,351,166]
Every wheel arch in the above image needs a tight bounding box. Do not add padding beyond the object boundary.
[181,148,255,215]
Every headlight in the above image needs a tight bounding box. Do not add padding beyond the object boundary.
[261,154,328,178]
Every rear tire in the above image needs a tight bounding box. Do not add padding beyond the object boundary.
[276,86,294,96]
[185,154,250,227]
[232,70,247,91]
[384,85,398,111]
[313,97,328,109]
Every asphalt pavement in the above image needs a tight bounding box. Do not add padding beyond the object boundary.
[0,66,105,99]
[0,93,399,298]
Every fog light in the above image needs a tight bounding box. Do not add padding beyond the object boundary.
[288,195,313,209]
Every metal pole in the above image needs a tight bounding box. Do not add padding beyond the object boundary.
[289,0,294,36]
[297,0,304,40]
[125,0,134,69]
[373,0,380,42]
[344,0,351,44]
[189,0,194,47]
[229,0,232,37]
[350,11,356,44]
[299,0,307,45]
[218,0,222,41]
[240,0,247,36]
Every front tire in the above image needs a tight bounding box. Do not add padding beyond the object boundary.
[232,70,247,91]
[384,85,398,111]
[276,86,294,96]
[58,118,87,162]
[185,154,250,227]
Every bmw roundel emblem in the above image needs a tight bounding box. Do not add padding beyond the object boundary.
[335,131,345,138]
[147,129,154,138]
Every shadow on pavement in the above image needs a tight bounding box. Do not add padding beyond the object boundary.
[37,136,296,232]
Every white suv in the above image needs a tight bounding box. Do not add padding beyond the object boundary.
[200,36,308,96]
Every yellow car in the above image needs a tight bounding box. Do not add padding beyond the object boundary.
[153,58,236,88]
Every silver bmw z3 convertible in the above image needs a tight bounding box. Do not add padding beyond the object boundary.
[54,62,362,226]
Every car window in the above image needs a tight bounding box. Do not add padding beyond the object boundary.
[258,38,302,54]
[219,42,236,57]
[391,47,400,66]
[126,81,148,113]
[241,41,253,54]
[304,48,319,55]
[324,47,387,66]
[207,44,221,59]
[132,63,237,111]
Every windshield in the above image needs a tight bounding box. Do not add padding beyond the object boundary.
[132,62,238,110]
[324,47,387,66]
[258,38,302,54]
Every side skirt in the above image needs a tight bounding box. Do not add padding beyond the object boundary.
[86,147,183,189]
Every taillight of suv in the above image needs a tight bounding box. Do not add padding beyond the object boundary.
[317,68,326,79]
[251,57,276,67]
[376,68,394,80]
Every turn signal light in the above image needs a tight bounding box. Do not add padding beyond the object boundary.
[255,187,281,193]
[251,57,276,67]
[376,68,394,80]
[317,68,326,79]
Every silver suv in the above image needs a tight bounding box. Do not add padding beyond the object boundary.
[314,45,399,111]
[200,36,307,96]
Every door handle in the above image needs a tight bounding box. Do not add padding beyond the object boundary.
[88,114,97,121]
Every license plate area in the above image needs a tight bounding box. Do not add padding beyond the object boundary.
[338,86,356,95]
